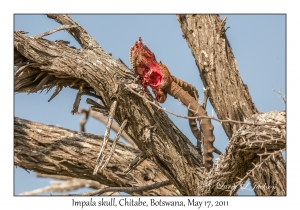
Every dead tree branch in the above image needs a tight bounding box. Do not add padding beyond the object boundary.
[35,25,79,39]
[14,117,180,196]
[56,180,171,196]
[126,85,284,127]
[177,14,286,196]
[79,108,137,148]
[29,173,119,196]
[19,176,120,196]
[14,14,286,195]
[272,89,286,104]
[14,14,205,195]
[200,111,286,196]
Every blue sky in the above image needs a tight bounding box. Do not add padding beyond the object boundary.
[14,14,285,196]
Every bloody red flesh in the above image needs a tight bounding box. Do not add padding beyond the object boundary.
[130,37,169,102]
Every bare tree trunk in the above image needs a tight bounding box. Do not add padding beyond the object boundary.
[14,14,286,196]
[177,14,286,195]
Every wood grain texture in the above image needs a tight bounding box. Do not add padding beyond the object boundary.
[14,15,204,195]
[14,14,286,195]
[177,14,286,195]
[14,117,180,196]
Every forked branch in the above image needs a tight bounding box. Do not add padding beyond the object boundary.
[14,14,286,196]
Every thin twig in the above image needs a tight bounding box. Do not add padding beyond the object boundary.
[14,62,34,76]
[93,101,117,175]
[86,98,104,108]
[86,98,109,115]
[71,87,105,115]
[48,85,63,102]
[31,74,53,93]
[126,85,285,127]
[20,178,104,195]
[214,147,222,155]
[82,90,104,102]
[272,89,286,104]
[35,25,79,39]
[100,119,128,172]
[54,180,171,196]
[79,108,136,147]
[32,71,47,83]
[79,108,90,132]
[71,84,84,114]
[90,107,109,115]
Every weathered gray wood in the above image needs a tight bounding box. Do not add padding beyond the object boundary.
[14,14,286,196]
[14,117,180,196]
[14,15,204,195]
[177,14,286,195]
